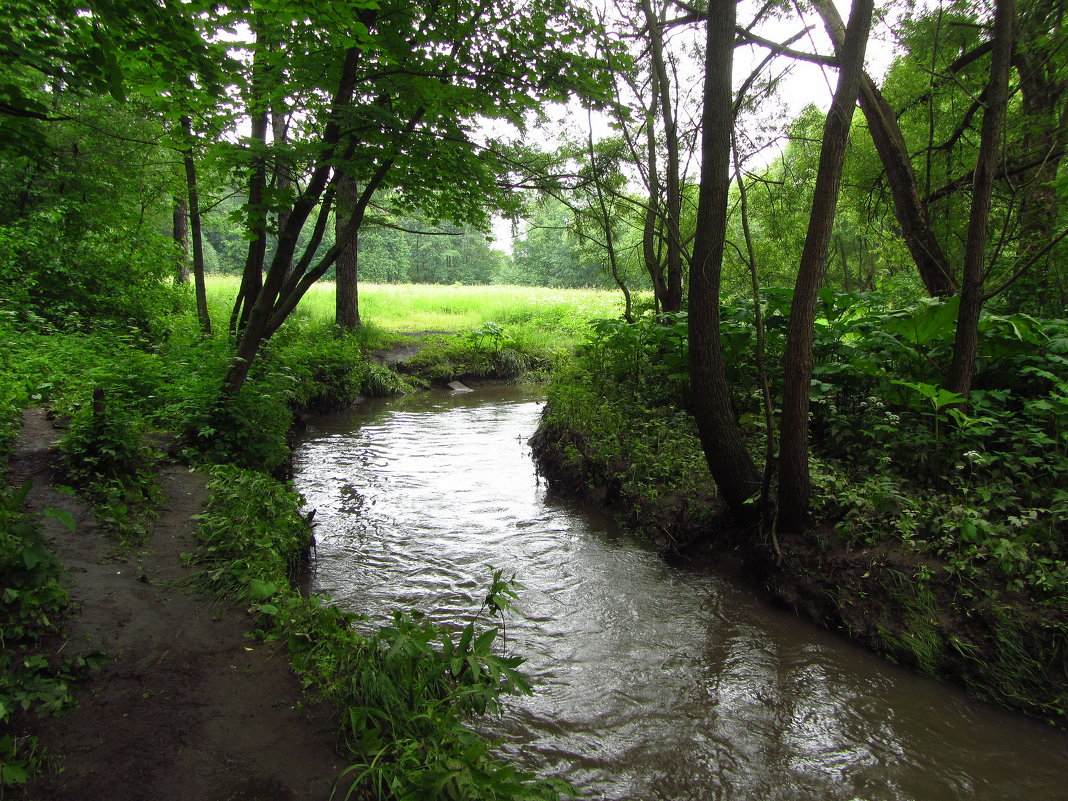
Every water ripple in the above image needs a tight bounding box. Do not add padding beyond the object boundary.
[294,386,1068,801]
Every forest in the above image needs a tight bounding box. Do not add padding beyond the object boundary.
[2,0,1067,797]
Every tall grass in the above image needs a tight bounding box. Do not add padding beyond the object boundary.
[204,276,630,335]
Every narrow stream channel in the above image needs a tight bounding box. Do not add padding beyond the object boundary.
[293,385,1068,800]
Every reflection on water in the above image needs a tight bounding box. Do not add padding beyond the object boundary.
[294,386,1068,800]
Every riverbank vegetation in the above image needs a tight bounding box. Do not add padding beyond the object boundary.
[533,294,1068,723]
[0,283,601,794]
[0,289,594,795]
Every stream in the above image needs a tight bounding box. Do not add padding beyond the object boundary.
[293,385,1068,800]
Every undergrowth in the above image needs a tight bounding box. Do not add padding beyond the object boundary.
[533,360,716,544]
[58,397,160,545]
[401,322,570,384]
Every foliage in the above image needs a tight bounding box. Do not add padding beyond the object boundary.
[273,320,411,408]
[551,289,1068,604]
[584,312,688,405]
[182,372,296,475]
[202,199,511,287]
[401,322,566,384]
[58,394,160,544]
[191,466,570,801]
[504,197,612,289]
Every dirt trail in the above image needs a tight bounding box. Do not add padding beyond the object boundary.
[9,410,346,801]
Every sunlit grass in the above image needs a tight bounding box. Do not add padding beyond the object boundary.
[204,276,630,335]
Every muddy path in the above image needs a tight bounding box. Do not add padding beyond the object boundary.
[9,410,346,801]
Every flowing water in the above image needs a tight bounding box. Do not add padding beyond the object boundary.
[294,385,1068,800]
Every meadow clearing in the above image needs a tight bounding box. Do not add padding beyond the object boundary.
[204,275,630,337]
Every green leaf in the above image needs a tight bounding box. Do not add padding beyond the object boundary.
[21,542,49,570]
[883,296,959,346]
[246,578,277,600]
[45,507,76,532]
[1,761,28,785]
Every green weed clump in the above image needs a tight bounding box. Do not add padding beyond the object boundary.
[273,321,411,406]
[59,396,160,544]
[401,321,570,384]
[191,466,572,801]
[0,486,101,789]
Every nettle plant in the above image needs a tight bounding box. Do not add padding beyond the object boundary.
[585,311,688,403]
[59,393,159,542]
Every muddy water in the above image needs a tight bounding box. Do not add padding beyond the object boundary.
[294,386,1068,800]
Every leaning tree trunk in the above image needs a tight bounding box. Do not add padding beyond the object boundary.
[812,0,957,298]
[688,0,762,515]
[778,0,874,532]
[950,0,1015,398]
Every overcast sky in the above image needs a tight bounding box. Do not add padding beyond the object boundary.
[491,0,904,252]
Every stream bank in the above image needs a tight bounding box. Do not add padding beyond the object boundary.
[530,409,1068,728]
[6,409,346,800]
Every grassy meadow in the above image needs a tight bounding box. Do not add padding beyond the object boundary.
[205,275,630,338]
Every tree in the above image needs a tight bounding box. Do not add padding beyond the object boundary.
[778,0,874,531]
[639,0,685,312]
[335,170,360,329]
[688,0,762,515]
[812,0,958,298]
[0,0,223,332]
[950,0,1016,398]
[508,198,604,288]
[218,0,611,396]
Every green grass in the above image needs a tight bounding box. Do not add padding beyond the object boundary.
[204,276,630,335]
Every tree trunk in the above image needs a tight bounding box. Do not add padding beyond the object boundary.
[642,0,684,312]
[335,170,360,329]
[778,0,874,532]
[950,0,1015,397]
[688,0,762,514]
[812,0,957,298]
[172,192,190,285]
[230,29,270,334]
[271,101,294,280]
[220,45,368,396]
[181,116,211,335]
[642,63,668,313]
[733,132,777,519]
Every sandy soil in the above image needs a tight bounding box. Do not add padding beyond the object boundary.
[9,409,348,801]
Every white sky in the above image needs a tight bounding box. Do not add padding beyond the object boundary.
[491,0,904,253]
